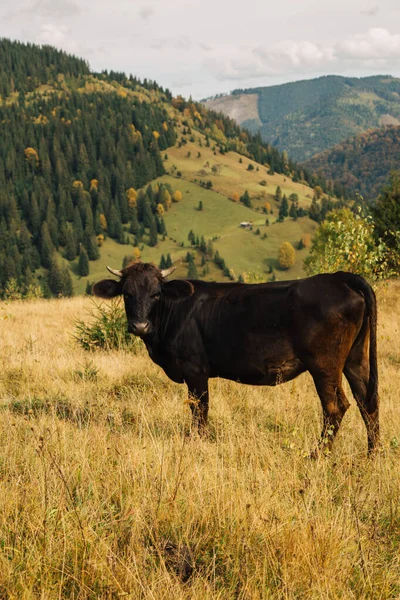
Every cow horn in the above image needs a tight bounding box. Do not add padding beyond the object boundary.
[161,266,176,279]
[106,266,123,278]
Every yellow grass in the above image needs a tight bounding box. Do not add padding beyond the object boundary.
[0,282,399,598]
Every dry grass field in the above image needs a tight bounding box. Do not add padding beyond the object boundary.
[0,282,399,599]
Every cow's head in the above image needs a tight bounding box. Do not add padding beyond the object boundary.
[92,262,194,337]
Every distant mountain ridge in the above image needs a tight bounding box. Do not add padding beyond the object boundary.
[204,75,400,162]
[305,124,400,200]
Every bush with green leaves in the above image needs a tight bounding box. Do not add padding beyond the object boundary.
[73,299,142,352]
[304,208,392,282]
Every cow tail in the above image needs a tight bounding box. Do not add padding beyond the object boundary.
[344,273,379,413]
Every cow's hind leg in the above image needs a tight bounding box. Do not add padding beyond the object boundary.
[310,373,350,456]
[186,376,209,433]
[344,352,380,454]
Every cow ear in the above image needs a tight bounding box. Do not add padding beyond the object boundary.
[162,279,194,301]
[92,279,122,299]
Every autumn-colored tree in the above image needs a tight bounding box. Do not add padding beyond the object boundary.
[99,214,107,231]
[133,247,141,261]
[278,242,296,269]
[298,233,311,249]
[126,188,137,208]
[72,180,84,193]
[24,147,39,168]
[172,190,182,203]
[264,201,271,212]
[156,203,164,216]
[232,192,240,203]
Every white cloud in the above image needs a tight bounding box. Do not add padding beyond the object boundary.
[255,40,334,68]
[338,28,400,60]
[35,23,80,54]
[204,28,400,83]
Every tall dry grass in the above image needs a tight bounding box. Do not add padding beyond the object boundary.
[0,284,399,599]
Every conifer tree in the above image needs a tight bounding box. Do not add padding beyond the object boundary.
[240,190,252,208]
[40,222,54,269]
[289,200,298,220]
[78,246,89,276]
[187,254,198,279]
[148,218,158,247]
[83,228,100,260]
[278,195,289,221]
[65,226,77,261]
[48,255,73,297]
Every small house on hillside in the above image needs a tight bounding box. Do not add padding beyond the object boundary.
[239,222,252,229]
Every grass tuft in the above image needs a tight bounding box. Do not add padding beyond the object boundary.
[73,298,142,352]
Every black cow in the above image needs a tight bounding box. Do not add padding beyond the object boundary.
[93,263,379,454]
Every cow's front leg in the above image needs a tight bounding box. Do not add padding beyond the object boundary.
[186,376,209,433]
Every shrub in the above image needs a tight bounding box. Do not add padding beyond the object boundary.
[24,284,44,300]
[304,208,392,282]
[3,278,22,301]
[73,299,142,352]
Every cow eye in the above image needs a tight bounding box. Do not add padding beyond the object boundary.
[151,292,161,300]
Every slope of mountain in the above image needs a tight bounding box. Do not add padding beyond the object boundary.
[204,75,400,162]
[305,125,400,199]
[0,39,335,297]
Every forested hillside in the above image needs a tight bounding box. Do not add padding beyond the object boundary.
[0,39,334,297]
[205,75,400,161]
[0,38,90,95]
[305,125,400,199]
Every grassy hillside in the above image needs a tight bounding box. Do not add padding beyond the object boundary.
[74,166,317,294]
[0,281,399,597]
[204,75,400,162]
[305,125,400,200]
[165,127,314,208]
[73,138,320,293]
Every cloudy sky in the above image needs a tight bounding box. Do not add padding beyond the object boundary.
[1,0,400,98]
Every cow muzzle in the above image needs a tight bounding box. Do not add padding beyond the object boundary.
[131,321,150,336]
